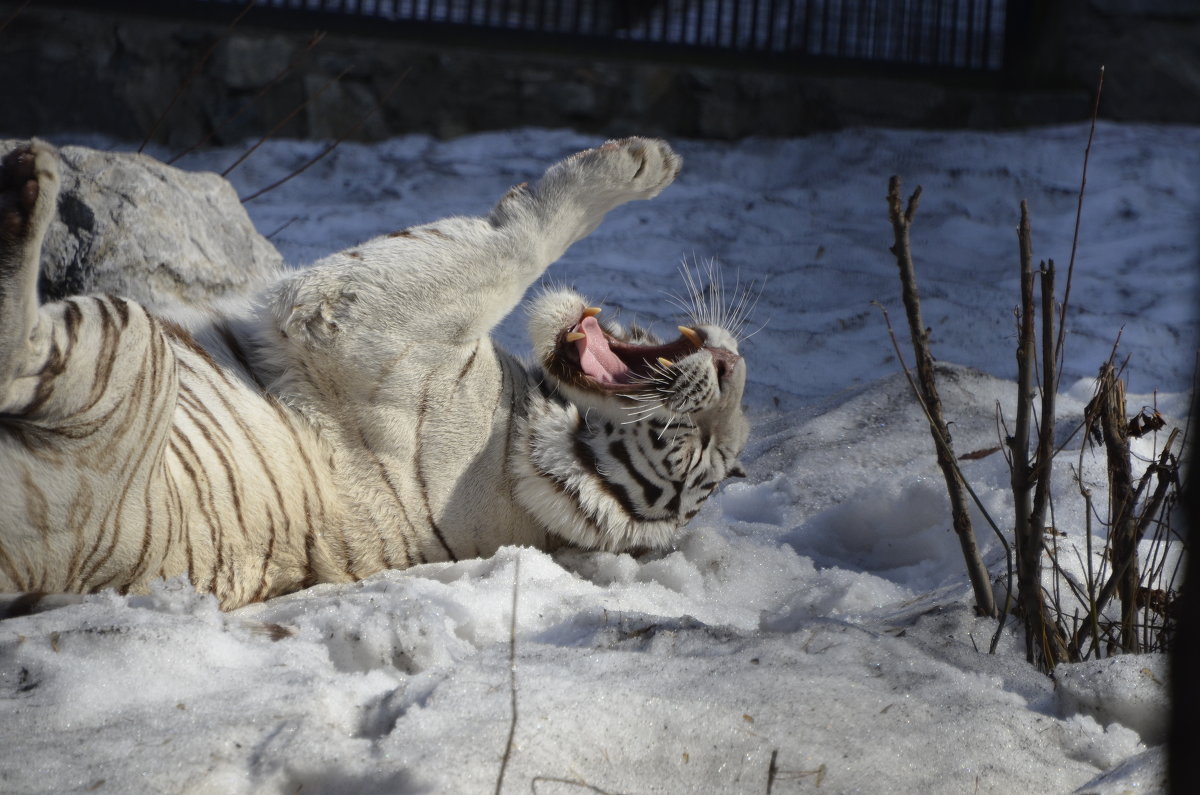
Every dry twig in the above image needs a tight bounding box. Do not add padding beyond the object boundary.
[530,778,627,794]
[138,0,257,152]
[1054,66,1104,379]
[240,71,409,203]
[885,177,997,619]
[168,31,327,164]
[494,555,520,795]
[876,304,1013,652]
[1008,203,1069,671]
[0,0,34,36]
[1069,375,1181,656]
[221,65,352,178]
[1099,365,1138,652]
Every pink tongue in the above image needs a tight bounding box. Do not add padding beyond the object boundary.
[575,316,629,383]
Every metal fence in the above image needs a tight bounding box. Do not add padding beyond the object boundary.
[81,0,1018,72]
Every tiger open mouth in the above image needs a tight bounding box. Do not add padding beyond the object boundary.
[551,306,708,391]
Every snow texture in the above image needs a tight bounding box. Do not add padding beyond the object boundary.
[1,123,1195,794]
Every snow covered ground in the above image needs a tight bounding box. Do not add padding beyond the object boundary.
[0,123,1195,793]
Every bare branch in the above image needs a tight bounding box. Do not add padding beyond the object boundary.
[877,185,997,620]
[1054,66,1105,384]
[1071,422,1181,656]
[240,71,409,203]
[168,31,327,165]
[1099,365,1139,652]
[138,0,257,153]
[0,0,34,36]
[1009,204,1070,671]
[222,66,352,178]
[531,778,627,795]
[875,302,1012,643]
[494,554,521,795]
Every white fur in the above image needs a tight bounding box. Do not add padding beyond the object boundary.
[0,137,749,610]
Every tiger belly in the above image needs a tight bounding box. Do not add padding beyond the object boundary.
[283,340,550,572]
[159,328,354,607]
[0,296,350,609]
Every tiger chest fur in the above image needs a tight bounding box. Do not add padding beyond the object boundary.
[0,137,750,610]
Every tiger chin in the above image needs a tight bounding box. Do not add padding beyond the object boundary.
[0,135,750,612]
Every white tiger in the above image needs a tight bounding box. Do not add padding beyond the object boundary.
[0,137,749,611]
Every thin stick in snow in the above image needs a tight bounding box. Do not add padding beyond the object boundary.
[875,301,1013,651]
[530,777,624,794]
[1009,203,1069,672]
[494,554,520,795]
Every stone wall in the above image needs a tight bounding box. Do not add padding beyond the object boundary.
[0,1,1197,147]
[1021,0,1200,127]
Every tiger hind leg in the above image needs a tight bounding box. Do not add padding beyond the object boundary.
[0,140,59,396]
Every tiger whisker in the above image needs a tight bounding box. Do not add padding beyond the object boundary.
[621,416,657,425]
[663,293,692,317]
[618,377,670,394]
[727,281,763,342]
[619,396,667,408]
[621,404,668,424]
[670,256,762,343]
[738,315,770,342]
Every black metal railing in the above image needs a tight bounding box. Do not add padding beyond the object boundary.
[62,0,1018,72]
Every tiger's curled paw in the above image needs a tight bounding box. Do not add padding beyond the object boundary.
[0,141,59,253]
[546,136,681,212]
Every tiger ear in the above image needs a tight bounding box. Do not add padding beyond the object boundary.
[727,461,747,478]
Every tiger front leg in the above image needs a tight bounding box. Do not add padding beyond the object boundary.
[0,141,58,399]
[489,136,682,271]
[276,138,682,349]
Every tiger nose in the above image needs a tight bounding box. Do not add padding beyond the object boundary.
[707,346,742,381]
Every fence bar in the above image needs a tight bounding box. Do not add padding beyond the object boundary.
[48,0,1011,73]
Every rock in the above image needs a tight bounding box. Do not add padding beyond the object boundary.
[1,140,282,311]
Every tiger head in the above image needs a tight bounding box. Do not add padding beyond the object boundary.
[514,267,751,554]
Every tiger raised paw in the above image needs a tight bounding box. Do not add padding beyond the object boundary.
[0,137,749,611]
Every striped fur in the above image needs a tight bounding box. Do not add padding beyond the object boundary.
[0,138,748,610]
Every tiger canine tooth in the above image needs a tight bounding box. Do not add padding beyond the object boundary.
[582,306,602,317]
[565,331,586,343]
[677,326,703,347]
[657,357,675,368]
